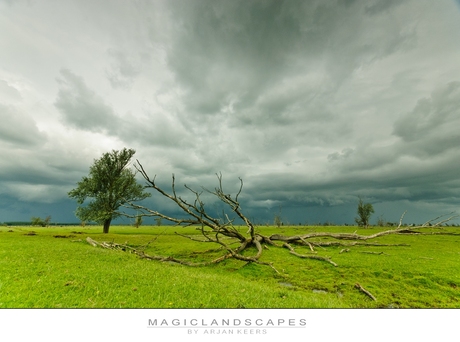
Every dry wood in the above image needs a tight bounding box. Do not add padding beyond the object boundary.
[312,241,409,247]
[283,243,337,267]
[299,236,316,252]
[86,237,99,247]
[85,236,280,272]
[115,160,459,271]
[355,283,377,301]
[359,251,390,255]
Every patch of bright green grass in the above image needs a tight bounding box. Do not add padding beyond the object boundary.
[0,225,459,308]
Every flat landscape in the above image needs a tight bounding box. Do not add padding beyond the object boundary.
[1,225,459,308]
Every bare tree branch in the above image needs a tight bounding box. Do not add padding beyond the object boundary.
[115,161,459,272]
[282,243,338,267]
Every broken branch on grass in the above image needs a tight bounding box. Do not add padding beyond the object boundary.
[269,212,458,244]
[86,235,280,273]
[355,283,377,301]
[359,251,390,255]
[311,241,410,247]
[86,236,231,266]
[283,243,337,267]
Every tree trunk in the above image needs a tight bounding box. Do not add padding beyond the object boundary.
[103,218,112,234]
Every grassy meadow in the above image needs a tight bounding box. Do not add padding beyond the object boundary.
[0,224,459,308]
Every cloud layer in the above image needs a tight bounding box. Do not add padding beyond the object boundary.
[1,0,460,225]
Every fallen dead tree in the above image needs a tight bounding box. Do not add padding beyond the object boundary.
[88,160,458,271]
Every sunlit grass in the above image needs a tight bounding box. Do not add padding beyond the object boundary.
[0,225,459,308]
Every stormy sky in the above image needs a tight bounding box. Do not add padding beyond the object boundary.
[1,0,460,226]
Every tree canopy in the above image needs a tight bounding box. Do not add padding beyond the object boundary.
[68,148,150,233]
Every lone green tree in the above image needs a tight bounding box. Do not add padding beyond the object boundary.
[355,197,374,228]
[68,148,150,233]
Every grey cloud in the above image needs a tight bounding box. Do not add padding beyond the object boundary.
[339,0,359,7]
[328,148,354,161]
[117,110,192,149]
[323,81,460,183]
[164,0,320,115]
[163,0,418,128]
[393,81,460,157]
[0,104,46,146]
[244,154,460,210]
[106,48,141,89]
[365,0,404,15]
[0,182,70,203]
[0,146,85,187]
[0,79,22,101]
[151,0,421,175]
[55,69,120,133]
[0,142,92,216]
[54,68,189,149]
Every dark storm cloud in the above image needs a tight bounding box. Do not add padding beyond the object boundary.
[163,0,417,122]
[242,156,460,217]
[393,81,460,156]
[150,0,420,182]
[143,0,421,183]
[238,78,460,222]
[309,81,460,216]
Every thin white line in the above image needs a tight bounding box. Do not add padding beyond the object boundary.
[147,326,306,329]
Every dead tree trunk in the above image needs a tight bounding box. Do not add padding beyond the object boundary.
[115,160,458,269]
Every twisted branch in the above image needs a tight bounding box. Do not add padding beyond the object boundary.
[117,161,458,272]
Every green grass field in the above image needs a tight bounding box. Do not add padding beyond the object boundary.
[0,225,459,308]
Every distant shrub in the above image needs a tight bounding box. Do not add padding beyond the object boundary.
[31,216,51,227]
